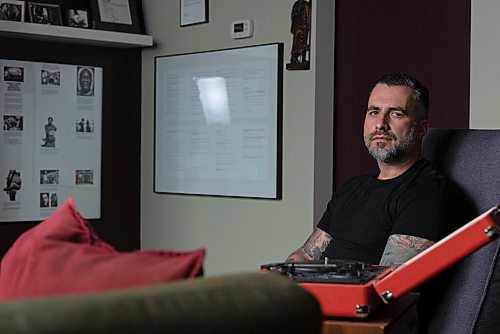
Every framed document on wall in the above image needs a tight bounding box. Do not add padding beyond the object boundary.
[89,0,146,34]
[154,43,283,199]
[180,0,208,27]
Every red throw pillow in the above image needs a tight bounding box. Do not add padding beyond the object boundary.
[0,197,205,300]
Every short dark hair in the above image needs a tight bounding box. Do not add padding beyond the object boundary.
[372,73,429,120]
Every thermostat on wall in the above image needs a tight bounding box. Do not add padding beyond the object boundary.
[231,19,254,39]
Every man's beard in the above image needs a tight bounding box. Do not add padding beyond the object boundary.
[364,125,419,163]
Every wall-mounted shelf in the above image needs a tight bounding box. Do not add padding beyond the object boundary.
[0,21,154,48]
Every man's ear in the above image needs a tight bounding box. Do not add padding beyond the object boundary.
[418,119,428,139]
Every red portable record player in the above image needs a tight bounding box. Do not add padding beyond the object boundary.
[261,205,500,318]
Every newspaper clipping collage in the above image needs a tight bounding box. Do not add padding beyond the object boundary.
[1,59,102,222]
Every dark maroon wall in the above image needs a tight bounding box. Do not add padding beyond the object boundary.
[333,0,471,189]
[0,37,141,255]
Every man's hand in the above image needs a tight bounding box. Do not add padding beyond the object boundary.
[380,234,434,267]
[286,228,332,262]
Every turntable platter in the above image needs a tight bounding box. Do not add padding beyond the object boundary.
[261,259,390,284]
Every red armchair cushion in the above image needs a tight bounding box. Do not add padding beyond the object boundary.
[0,197,205,300]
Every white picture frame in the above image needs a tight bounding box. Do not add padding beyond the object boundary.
[0,0,25,22]
[28,2,62,25]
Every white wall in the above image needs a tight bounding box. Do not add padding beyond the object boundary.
[470,0,500,128]
[141,0,334,276]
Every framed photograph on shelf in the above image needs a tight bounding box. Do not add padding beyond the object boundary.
[180,0,208,27]
[28,2,62,25]
[0,0,25,22]
[89,0,145,34]
[66,9,89,28]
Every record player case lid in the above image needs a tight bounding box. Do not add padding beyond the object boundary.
[373,204,500,303]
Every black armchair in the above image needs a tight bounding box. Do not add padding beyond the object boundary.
[422,128,500,334]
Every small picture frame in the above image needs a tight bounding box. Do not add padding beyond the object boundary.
[180,0,208,27]
[89,0,145,34]
[0,0,25,22]
[28,2,62,25]
[66,9,89,28]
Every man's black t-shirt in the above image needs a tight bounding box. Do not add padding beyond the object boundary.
[317,159,459,264]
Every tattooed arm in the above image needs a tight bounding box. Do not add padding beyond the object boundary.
[286,228,333,262]
[380,234,435,267]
